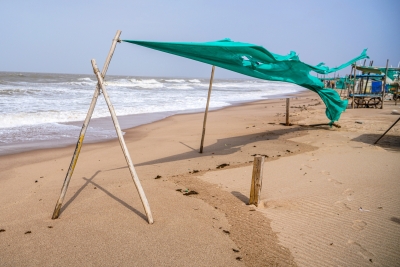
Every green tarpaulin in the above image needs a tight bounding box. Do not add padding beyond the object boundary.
[123,38,368,123]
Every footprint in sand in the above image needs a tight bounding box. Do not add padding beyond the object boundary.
[352,220,367,231]
[328,178,343,186]
[347,240,375,261]
[342,188,355,201]
[334,201,351,211]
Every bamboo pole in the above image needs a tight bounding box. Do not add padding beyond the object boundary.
[352,64,357,109]
[360,59,367,94]
[285,98,290,126]
[249,156,264,206]
[381,59,389,109]
[91,59,154,224]
[52,30,122,220]
[363,60,373,94]
[199,66,215,153]
[347,65,354,99]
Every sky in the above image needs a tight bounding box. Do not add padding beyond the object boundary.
[1,0,399,79]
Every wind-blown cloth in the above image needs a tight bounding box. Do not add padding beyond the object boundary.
[123,39,368,123]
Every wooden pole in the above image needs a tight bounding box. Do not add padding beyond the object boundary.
[52,30,121,220]
[199,66,215,153]
[360,59,367,94]
[363,60,373,94]
[347,65,354,99]
[285,98,290,126]
[249,156,264,207]
[352,65,357,109]
[381,59,389,109]
[91,59,154,224]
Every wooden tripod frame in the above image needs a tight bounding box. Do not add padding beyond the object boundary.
[51,30,153,224]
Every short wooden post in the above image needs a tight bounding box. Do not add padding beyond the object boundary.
[52,30,121,220]
[285,98,290,126]
[381,59,389,109]
[249,156,264,206]
[91,59,154,224]
[199,66,215,153]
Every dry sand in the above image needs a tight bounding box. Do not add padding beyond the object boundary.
[0,90,399,266]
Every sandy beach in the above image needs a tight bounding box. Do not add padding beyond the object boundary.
[1,90,399,266]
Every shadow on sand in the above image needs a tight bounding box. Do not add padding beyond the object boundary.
[60,170,147,222]
[351,133,400,152]
[124,125,323,168]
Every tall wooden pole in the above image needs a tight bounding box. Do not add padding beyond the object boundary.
[285,98,290,126]
[360,59,367,94]
[91,59,154,224]
[199,66,215,153]
[363,60,373,94]
[381,59,389,109]
[352,64,357,109]
[52,30,122,220]
[347,65,354,99]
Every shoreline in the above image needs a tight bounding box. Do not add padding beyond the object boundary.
[1,90,399,266]
[0,89,306,157]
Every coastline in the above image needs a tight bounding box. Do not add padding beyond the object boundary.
[1,89,399,266]
[0,88,306,157]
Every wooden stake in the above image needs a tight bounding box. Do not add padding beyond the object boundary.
[381,59,389,109]
[285,98,290,126]
[91,59,154,224]
[352,65,357,109]
[347,65,354,99]
[249,156,264,206]
[363,60,373,94]
[199,66,215,153]
[52,30,122,220]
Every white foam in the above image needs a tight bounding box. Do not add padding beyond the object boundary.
[165,79,185,83]
[165,85,194,90]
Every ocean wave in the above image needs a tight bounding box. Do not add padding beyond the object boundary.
[189,79,201,83]
[78,77,93,82]
[165,85,194,90]
[164,79,186,83]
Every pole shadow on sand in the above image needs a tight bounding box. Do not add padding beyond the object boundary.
[60,170,147,221]
[351,134,400,152]
[131,125,324,167]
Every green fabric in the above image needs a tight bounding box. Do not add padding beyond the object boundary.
[383,69,400,80]
[320,77,338,80]
[123,38,368,122]
[335,78,346,89]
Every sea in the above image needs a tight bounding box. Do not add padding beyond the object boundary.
[0,72,304,156]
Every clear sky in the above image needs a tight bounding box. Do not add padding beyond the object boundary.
[1,0,399,78]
